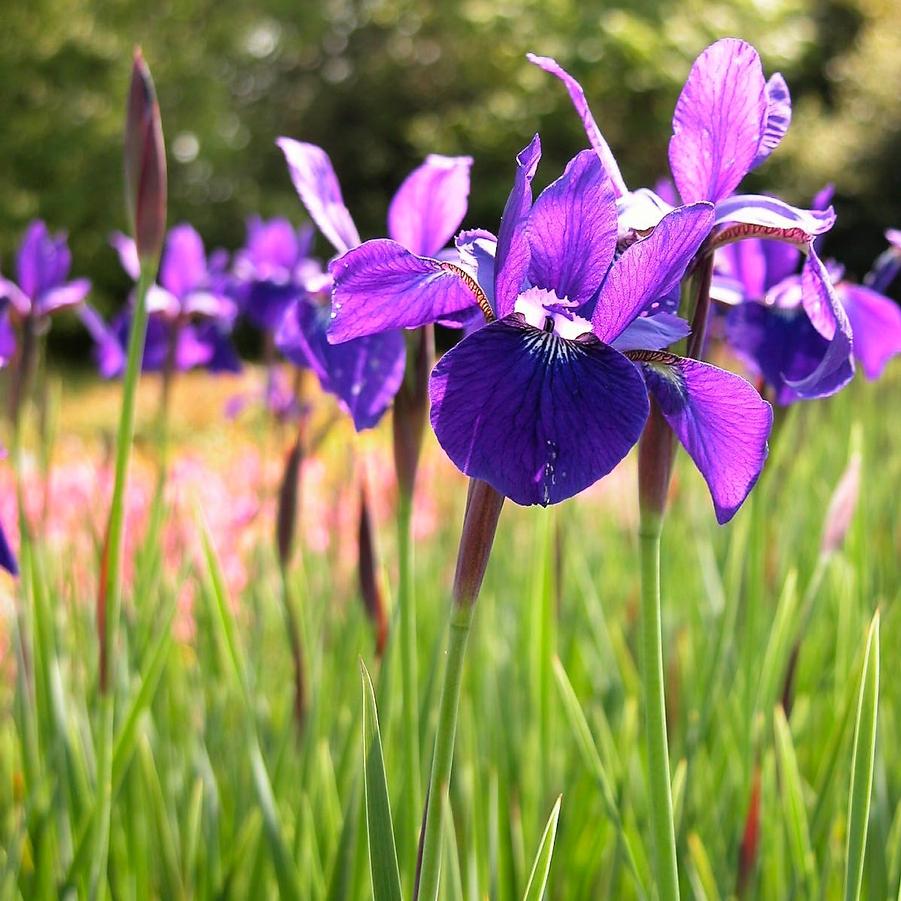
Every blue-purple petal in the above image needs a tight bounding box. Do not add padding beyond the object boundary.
[429,315,649,506]
[159,225,208,299]
[277,297,406,431]
[669,39,767,203]
[838,282,901,379]
[0,518,17,577]
[638,354,772,523]
[277,138,362,255]
[611,312,691,352]
[328,239,484,342]
[495,135,542,316]
[526,150,618,306]
[751,73,791,169]
[16,221,72,299]
[387,155,473,257]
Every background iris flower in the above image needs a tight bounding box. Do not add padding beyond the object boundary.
[274,139,473,430]
[81,224,241,378]
[0,220,91,364]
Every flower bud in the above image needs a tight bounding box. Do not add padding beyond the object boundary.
[452,478,504,608]
[820,445,861,558]
[637,399,677,531]
[125,48,167,263]
[276,433,303,568]
[358,477,388,657]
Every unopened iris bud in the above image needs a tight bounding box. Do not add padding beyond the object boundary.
[637,399,677,533]
[276,433,303,568]
[125,48,167,263]
[452,478,505,608]
[358,478,388,657]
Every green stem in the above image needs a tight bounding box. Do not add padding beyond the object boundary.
[91,264,154,899]
[416,601,474,901]
[397,487,421,869]
[638,512,680,901]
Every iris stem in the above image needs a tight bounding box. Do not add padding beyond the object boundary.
[396,486,422,870]
[91,262,154,899]
[416,600,474,901]
[638,510,680,901]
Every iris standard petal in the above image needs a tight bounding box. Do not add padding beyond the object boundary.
[277,298,406,431]
[526,53,628,197]
[751,73,791,169]
[0,309,17,363]
[717,239,768,299]
[160,225,208,298]
[387,154,473,257]
[429,315,649,506]
[838,282,901,379]
[634,352,772,523]
[526,150,618,306]
[762,240,801,289]
[669,39,767,204]
[16,221,72,298]
[277,138,362,255]
[495,134,542,316]
[241,216,304,275]
[36,278,91,317]
[328,239,487,342]
[592,202,715,343]
[79,304,126,378]
[455,229,497,312]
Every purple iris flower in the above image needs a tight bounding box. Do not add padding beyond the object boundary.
[867,229,901,295]
[715,226,901,403]
[81,224,241,378]
[0,220,91,359]
[232,217,317,332]
[528,39,854,401]
[331,137,773,521]
[0,518,15,576]
[273,138,473,430]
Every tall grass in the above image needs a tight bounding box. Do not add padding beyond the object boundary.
[0,372,897,898]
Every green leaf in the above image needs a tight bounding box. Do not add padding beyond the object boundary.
[360,661,403,901]
[522,795,562,901]
[844,611,880,901]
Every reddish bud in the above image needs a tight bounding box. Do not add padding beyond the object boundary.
[736,765,762,897]
[276,433,303,568]
[125,48,167,263]
[393,326,434,499]
[358,477,388,657]
[637,398,677,530]
[452,478,504,608]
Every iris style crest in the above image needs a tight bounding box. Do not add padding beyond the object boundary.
[275,138,473,430]
[529,39,856,401]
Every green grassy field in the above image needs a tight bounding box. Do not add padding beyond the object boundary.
[0,369,898,899]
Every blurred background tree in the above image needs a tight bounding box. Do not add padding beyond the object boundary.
[1,0,898,360]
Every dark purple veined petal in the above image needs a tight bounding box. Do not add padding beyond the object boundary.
[277,138,362,255]
[387,154,473,257]
[669,39,767,204]
[495,135,542,316]
[35,278,91,317]
[712,195,835,244]
[611,312,691,352]
[592,203,715,343]
[455,229,497,313]
[78,304,127,378]
[0,517,17,577]
[16,221,73,299]
[110,231,141,280]
[527,150,618,306]
[328,239,488,342]
[277,297,406,431]
[633,352,772,523]
[429,315,648,506]
[838,282,901,379]
[751,73,791,169]
[159,224,208,299]
[526,53,628,197]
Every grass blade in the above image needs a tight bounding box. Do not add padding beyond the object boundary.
[844,611,880,901]
[361,661,403,901]
[522,795,562,901]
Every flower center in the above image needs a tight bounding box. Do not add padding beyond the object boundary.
[514,287,592,340]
